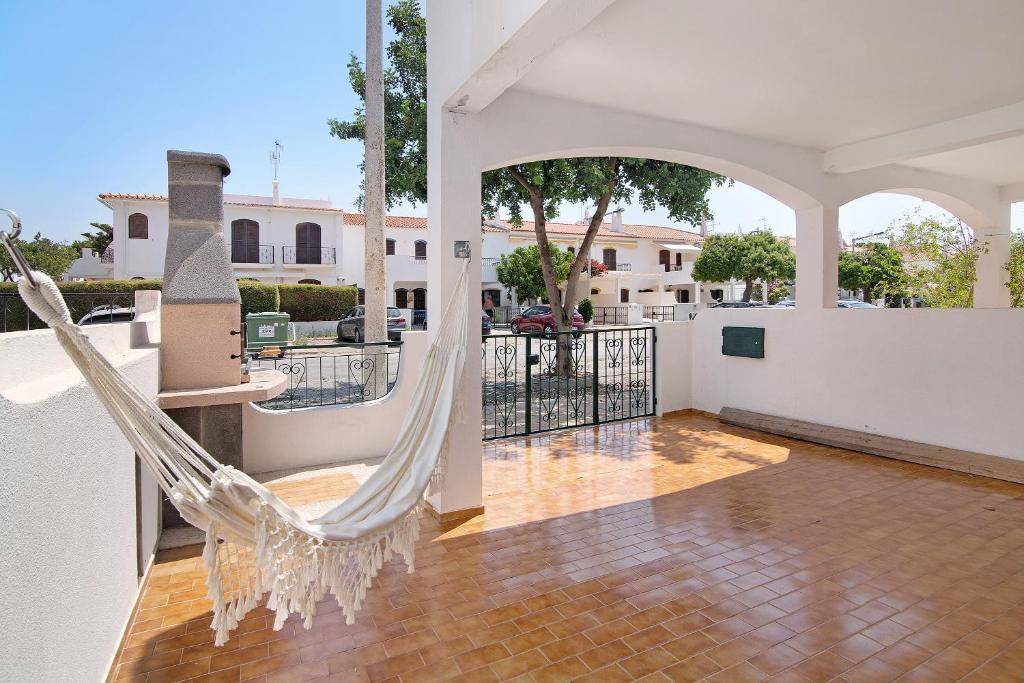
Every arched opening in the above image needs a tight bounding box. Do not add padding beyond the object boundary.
[297,278,321,285]
[128,213,148,240]
[386,238,396,256]
[394,287,408,308]
[231,219,260,263]
[412,287,426,310]
[658,249,670,272]
[675,289,690,303]
[295,222,322,264]
[414,240,427,260]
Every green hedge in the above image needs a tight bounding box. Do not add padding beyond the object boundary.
[237,280,280,318]
[1,278,356,332]
[278,284,358,322]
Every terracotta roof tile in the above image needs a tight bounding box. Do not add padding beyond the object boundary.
[98,193,343,213]
[343,212,429,229]
[494,219,703,243]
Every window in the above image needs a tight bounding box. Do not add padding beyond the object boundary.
[128,213,148,240]
[295,222,322,264]
[675,252,682,267]
[357,288,365,305]
[710,288,724,302]
[298,278,321,285]
[567,246,576,255]
[395,288,408,308]
[675,289,690,303]
[602,248,617,270]
[231,219,260,263]
[412,287,426,310]
[591,288,600,295]
[414,240,427,260]
[386,238,396,256]
[620,288,629,303]
[659,249,670,272]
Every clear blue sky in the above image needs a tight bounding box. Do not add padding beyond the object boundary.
[1,0,1019,244]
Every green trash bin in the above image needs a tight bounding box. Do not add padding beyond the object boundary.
[246,311,291,350]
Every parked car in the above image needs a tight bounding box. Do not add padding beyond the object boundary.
[481,310,492,336]
[837,300,878,308]
[78,305,135,325]
[337,306,405,342]
[711,301,763,308]
[509,304,585,334]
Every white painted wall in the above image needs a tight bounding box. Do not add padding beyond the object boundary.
[242,331,427,473]
[0,324,160,683]
[689,309,1024,460]
[654,321,692,414]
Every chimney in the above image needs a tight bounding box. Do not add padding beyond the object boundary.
[610,207,624,233]
[160,150,240,391]
[699,214,707,237]
[272,178,281,205]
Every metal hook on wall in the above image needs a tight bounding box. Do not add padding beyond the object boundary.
[0,208,38,290]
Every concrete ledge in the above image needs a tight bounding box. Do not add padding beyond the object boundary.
[425,501,485,524]
[719,407,1024,484]
[157,369,286,408]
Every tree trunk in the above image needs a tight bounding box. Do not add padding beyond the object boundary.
[363,0,388,344]
[742,278,754,302]
[862,286,872,303]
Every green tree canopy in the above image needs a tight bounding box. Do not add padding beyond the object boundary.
[495,244,572,304]
[838,242,907,304]
[1007,233,1024,307]
[888,213,978,307]
[0,232,78,282]
[328,0,426,209]
[71,222,113,254]
[691,230,795,301]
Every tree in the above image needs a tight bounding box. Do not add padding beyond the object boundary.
[329,0,426,209]
[0,232,77,282]
[1005,233,1023,307]
[495,245,572,304]
[71,222,113,254]
[329,1,724,374]
[692,230,795,301]
[838,243,907,304]
[888,212,978,307]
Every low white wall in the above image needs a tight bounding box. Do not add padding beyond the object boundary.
[0,324,160,683]
[689,308,1024,460]
[242,331,428,473]
[654,321,692,414]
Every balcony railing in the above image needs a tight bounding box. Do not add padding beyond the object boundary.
[100,248,114,264]
[231,243,275,264]
[411,254,427,262]
[283,246,336,265]
[607,262,632,271]
[481,257,500,266]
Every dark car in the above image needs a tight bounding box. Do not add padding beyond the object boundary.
[509,304,585,334]
[78,305,135,325]
[711,301,763,308]
[481,310,492,336]
[337,306,406,342]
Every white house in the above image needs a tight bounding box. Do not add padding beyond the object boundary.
[69,188,718,310]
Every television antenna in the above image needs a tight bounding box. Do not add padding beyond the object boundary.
[270,140,283,180]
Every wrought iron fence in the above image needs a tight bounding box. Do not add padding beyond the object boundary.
[250,341,402,410]
[591,306,628,326]
[482,327,656,440]
[282,246,337,265]
[643,305,678,322]
[231,243,275,264]
[1,292,138,332]
[486,305,522,327]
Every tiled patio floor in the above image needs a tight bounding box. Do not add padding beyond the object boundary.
[112,412,1024,682]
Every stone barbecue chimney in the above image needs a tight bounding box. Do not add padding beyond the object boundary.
[610,207,624,232]
[160,150,241,391]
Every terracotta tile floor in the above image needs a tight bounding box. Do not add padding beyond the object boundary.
[112,413,1024,682]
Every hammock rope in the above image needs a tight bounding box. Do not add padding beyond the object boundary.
[16,262,469,645]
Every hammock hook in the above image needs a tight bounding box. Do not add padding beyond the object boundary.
[0,208,37,290]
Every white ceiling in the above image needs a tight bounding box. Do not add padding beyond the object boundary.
[902,134,1024,186]
[511,0,1024,152]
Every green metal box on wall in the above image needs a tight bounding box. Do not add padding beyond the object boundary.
[722,326,764,358]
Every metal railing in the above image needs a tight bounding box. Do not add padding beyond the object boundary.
[643,305,677,322]
[486,305,522,327]
[231,243,275,264]
[607,263,632,271]
[250,341,402,410]
[591,306,628,326]
[482,326,656,440]
[2,291,138,332]
[283,246,336,265]
[100,249,114,264]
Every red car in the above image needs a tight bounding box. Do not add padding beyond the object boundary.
[509,304,585,334]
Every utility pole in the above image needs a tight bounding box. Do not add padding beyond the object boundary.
[363,0,387,343]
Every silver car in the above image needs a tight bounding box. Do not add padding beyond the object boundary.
[337,306,405,342]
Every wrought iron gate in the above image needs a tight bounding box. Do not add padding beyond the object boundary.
[482,327,656,440]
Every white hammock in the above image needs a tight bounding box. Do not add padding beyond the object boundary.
[17,263,468,645]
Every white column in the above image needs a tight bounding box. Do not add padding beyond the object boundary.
[426,109,483,517]
[795,205,839,309]
[112,204,128,280]
[974,203,1012,308]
